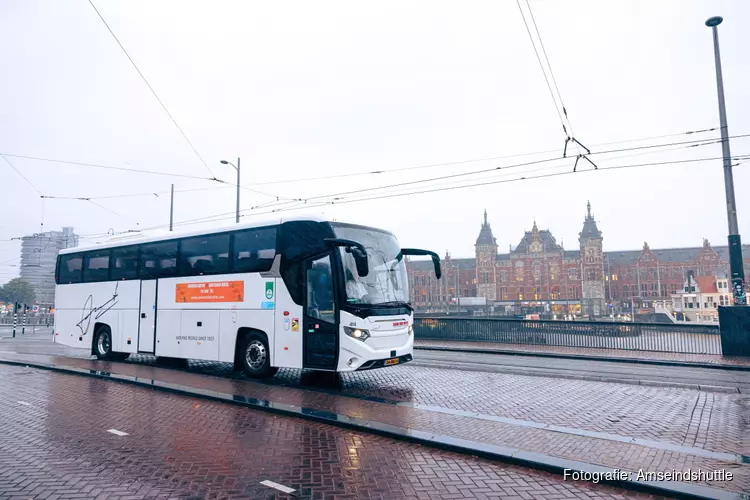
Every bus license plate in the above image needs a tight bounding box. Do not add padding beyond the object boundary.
[385,358,399,366]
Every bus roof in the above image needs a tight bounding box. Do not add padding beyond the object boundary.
[60,215,392,254]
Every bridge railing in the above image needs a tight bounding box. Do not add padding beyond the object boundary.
[413,316,722,355]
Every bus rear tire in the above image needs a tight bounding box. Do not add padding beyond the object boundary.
[239,333,278,379]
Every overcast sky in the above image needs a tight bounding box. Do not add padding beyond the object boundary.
[2,0,749,283]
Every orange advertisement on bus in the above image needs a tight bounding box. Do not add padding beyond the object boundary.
[175,281,244,303]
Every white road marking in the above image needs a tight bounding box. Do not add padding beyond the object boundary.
[16,401,31,406]
[107,428,129,436]
[260,480,295,494]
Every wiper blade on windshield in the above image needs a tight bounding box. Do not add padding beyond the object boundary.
[371,301,413,311]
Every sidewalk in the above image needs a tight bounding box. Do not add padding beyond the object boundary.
[0,349,747,499]
[415,339,750,369]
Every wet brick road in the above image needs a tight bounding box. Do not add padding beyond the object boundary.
[6,335,748,458]
[1,335,748,494]
[0,364,662,500]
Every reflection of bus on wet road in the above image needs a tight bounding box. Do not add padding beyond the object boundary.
[53,217,441,378]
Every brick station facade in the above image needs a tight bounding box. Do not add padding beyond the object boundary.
[406,202,750,318]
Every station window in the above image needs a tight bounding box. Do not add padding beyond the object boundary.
[180,233,230,276]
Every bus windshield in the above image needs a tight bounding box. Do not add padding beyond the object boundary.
[332,225,409,306]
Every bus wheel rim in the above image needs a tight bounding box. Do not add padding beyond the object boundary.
[97,332,110,355]
[245,340,266,370]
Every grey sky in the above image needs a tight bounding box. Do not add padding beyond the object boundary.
[1,0,749,284]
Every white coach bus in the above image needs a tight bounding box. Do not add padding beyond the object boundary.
[54,217,441,378]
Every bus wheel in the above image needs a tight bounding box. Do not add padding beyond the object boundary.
[94,325,115,360]
[239,334,278,379]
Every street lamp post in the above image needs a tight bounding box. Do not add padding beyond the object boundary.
[705,16,746,305]
[220,158,241,223]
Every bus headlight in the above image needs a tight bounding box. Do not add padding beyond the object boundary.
[344,326,370,342]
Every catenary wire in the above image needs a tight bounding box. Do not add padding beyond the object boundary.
[515,0,566,134]
[87,0,217,180]
[0,153,43,196]
[126,153,750,233]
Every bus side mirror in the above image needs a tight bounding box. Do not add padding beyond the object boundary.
[324,238,369,277]
[352,249,369,277]
[399,248,441,279]
[431,255,442,280]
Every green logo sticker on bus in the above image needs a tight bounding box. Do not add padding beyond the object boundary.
[265,281,274,299]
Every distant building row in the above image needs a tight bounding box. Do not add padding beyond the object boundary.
[405,202,750,318]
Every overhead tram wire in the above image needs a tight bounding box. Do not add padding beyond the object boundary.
[15,131,746,237]
[1,152,47,236]
[276,132,750,206]
[518,0,599,168]
[132,153,750,233]
[592,126,723,147]
[525,0,573,138]
[515,0,565,135]
[107,133,750,229]
[87,0,217,181]
[0,153,43,196]
[1,154,291,201]
[145,153,750,232]
[15,149,750,243]
[247,126,725,185]
[0,125,729,193]
[0,154,217,181]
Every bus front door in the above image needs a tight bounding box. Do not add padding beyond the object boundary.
[302,254,339,370]
[138,279,157,353]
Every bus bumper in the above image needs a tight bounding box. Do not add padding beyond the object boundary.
[337,329,414,372]
[354,353,413,371]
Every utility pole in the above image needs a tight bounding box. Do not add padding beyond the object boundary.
[169,184,174,231]
[706,16,747,306]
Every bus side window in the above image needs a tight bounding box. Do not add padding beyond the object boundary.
[111,245,139,280]
[306,256,335,324]
[58,254,84,284]
[233,227,277,273]
[180,233,230,276]
[139,241,178,279]
[83,250,111,282]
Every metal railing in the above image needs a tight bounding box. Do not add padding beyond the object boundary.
[0,313,54,326]
[414,316,722,354]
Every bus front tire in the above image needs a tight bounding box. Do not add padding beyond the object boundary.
[239,334,278,379]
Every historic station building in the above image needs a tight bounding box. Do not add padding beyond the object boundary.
[406,202,750,318]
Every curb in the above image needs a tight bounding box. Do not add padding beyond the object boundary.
[411,360,742,394]
[415,345,750,372]
[0,357,745,500]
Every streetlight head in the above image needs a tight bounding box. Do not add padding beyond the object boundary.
[220,160,229,164]
[705,16,723,27]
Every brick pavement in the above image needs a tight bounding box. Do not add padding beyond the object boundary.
[415,340,750,367]
[7,340,747,458]
[0,364,661,500]
[1,350,747,495]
